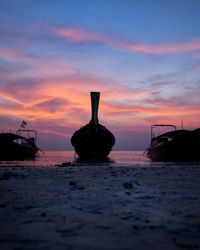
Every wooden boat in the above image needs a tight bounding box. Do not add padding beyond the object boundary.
[0,129,39,160]
[71,92,115,160]
[146,124,200,161]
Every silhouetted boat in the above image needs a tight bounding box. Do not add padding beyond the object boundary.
[71,92,115,160]
[146,124,200,161]
[0,129,39,161]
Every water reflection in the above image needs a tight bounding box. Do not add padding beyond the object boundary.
[0,151,199,167]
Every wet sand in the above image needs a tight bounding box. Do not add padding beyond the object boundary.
[0,164,200,250]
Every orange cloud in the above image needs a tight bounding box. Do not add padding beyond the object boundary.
[1,47,200,148]
[1,73,200,129]
[54,27,200,54]
[0,91,23,106]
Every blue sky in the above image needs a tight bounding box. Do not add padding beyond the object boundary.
[0,0,200,150]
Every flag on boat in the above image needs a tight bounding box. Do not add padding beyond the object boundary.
[20,120,27,128]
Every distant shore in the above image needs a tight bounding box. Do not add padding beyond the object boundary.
[0,163,200,250]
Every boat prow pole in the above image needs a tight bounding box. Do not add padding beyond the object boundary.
[90,92,100,131]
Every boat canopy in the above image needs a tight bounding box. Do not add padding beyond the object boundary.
[151,124,176,139]
[0,133,24,142]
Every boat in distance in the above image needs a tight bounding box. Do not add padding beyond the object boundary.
[0,128,40,161]
[71,92,115,160]
[146,124,200,161]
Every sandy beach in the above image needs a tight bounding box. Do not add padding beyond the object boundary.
[0,163,200,250]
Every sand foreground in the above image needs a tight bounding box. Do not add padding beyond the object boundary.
[0,164,200,250]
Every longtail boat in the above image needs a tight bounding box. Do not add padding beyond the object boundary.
[0,128,40,161]
[71,92,115,160]
[146,124,200,161]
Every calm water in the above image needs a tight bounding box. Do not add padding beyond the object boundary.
[1,150,199,167]
[0,151,153,167]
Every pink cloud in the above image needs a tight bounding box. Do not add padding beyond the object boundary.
[123,40,200,54]
[54,27,114,45]
[54,27,200,54]
[55,28,95,43]
[1,71,200,129]
[1,46,200,150]
[0,47,25,61]
[0,47,73,80]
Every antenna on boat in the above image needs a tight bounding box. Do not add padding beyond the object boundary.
[181,121,184,130]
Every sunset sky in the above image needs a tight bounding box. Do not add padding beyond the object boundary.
[0,0,200,150]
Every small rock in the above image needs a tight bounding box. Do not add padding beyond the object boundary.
[123,182,133,189]
[41,212,46,217]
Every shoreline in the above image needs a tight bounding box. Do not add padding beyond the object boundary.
[0,164,200,249]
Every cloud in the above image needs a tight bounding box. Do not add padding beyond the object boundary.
[1,43,200,149]
[54,27,200,54]
[0,47,74,84]
[0,90,23,106]
[55,27,100,43]
[1,19,200,149]
[33,97,70,113]
[123,40,200,54]
[1,73,200,149]
[1,67,199,129]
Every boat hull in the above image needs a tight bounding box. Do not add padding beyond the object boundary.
[71,123,115,160]
[0,133,38,161]
[147,129,200,161]
[0,144,38,161]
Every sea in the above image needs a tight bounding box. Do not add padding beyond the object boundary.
[1,150,198,167]
[0,150,155,167]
